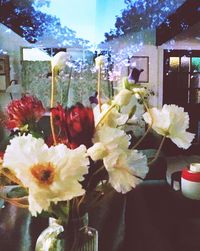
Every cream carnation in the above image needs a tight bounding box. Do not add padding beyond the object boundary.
[88,126,148,193]
[105,150,148,193]
[143,104,195,149]
[114,89,133,106]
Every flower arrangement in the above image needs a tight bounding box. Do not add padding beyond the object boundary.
[0,52,195,230]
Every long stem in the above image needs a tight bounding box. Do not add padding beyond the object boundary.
[50,67,57,145]
[65,67,72,107]
[148,135,166,166]
[77,165,105,216]
[50,67,56,108]
[131,125,152,149]
[86,165,105,189]
[96,104,116,128]
[137,92,150,114]
[131,91,153,149]
[77,194,85,217]
[97,67,102,112]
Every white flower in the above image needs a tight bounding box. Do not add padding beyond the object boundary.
[93,104,129,128]
[88,126,148,193]
[51,51,69,71]
[114,89,133,106]
[132,87,147,99]
[143,104,195,149]
[3,134,89,216]
[95,55,106,69]
[92,126,130,151]
[105,150,148,193]
[87,142,107,161]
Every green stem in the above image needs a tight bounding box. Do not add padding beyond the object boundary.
[131,125,152,149]
[148,135,166,166]
[96,104,116,128]
[65,67,72,107]
[50,67,57,145]
[86,165,105,189]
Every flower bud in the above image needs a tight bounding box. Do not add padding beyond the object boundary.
[51,51,69,71]
[95,55,106,69]
[114,89,132,106]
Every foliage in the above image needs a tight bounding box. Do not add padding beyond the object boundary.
[0,0,89,47]
[104,0,186,41]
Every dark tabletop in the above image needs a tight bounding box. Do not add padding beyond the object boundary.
[1,181,200,251]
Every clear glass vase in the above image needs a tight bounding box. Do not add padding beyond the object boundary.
[35,213,98,251]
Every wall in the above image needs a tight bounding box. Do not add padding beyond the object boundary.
[100,29,159,107]
[0,23,31,110]
[101,23,200,108]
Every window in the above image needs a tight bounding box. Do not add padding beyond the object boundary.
[167,51,200,104]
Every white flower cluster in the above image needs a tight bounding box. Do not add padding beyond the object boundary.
[2,54,195,216]
[3,135,89,216]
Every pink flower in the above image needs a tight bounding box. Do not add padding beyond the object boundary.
[108,70,121,82]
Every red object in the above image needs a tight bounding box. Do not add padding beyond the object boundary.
[51,103,95,149]
[6,95,45,129]
[0,152,4,160]
[51,104,67,130]
[182,168,200,182]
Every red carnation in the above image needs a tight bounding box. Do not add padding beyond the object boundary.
[6,95,45,129]
[51,103,95,149]
[66,103,95,149]
[51,104,67,130]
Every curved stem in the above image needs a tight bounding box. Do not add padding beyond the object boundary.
[131,125,152,149]
[134,91,150,113]
[148,135,166,166]
[50,67,57,145]
[77,194,85,217]
[86,165,105,190]
[96,104,116,128]
[131,90,154,149]
[76,165,105,216]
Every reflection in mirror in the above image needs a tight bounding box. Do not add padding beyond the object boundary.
[0,0,198,110]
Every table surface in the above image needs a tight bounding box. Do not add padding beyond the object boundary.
[1,181,200,251]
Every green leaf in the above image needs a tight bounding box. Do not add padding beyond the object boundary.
[51,201,70,224]
[7,186,28,198]
[122,77,132,90]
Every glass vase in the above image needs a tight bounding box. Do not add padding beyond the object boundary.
[35,213,98,251]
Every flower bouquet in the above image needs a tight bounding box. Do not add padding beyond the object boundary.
[0,52,195,251]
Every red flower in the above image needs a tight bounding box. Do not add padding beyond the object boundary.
[6,96,45,129]
[66,103,95,149]
[0,152,4,161]
[51,103,95,149]
[51,104,67,130]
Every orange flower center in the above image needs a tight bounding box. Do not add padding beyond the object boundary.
[31,162,55,186]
